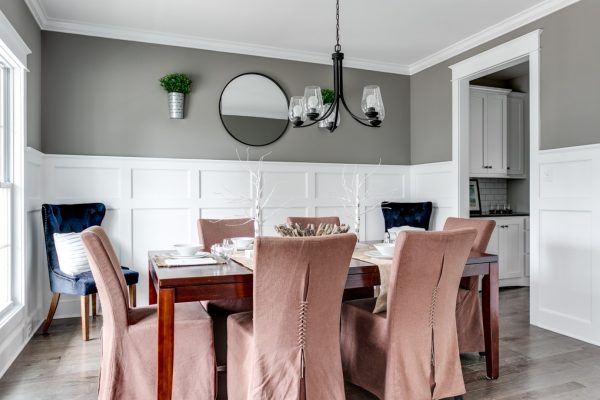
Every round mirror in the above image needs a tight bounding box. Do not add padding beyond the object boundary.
[219,73,289,146]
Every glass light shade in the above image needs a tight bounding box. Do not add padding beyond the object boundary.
[289,96,307,126]
[361,85,385,122]
[319,103,341,131]
[303,86,323,120]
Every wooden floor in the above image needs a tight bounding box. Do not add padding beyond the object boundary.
[1,288,600,399]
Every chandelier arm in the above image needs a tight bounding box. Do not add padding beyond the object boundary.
[339,95,375,123]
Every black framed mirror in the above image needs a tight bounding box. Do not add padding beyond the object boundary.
[219,73,289,146]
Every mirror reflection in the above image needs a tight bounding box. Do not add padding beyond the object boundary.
[219,73,289,146]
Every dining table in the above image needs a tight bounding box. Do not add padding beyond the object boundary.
[148,248,499,400]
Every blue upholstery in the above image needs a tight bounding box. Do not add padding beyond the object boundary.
[42,203,138,296]
[381,202,433,231]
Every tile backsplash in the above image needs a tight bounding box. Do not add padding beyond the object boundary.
[476,178,508,213]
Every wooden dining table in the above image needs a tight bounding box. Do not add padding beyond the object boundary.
[148,249,499,400]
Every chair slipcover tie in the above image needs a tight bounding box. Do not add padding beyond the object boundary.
[298,265,311,379]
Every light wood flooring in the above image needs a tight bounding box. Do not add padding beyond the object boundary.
[1,288,600,399]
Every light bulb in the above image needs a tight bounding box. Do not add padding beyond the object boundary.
[307,95,318,108]
[292,105,303,117]
[366,94,377,108]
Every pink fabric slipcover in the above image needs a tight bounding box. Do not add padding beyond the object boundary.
[227,233,357,400]
[197,218,255,366]
[341,229,477,399]
[80,226,216,400]
[286,216,341,226]
[443,217,496,353]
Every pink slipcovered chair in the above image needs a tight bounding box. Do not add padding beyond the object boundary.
[80,226,216,400]
[286,216,341,226]
[197,218,255,365]
[341,229,477,400]
[443,217,496,353]
[227,233,357,400]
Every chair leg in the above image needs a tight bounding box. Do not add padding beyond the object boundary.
[81,295,90,341]
[129,285,137,308]
[91,293,97,317]
[41,293,61,334]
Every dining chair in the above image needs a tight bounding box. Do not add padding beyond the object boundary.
[381,202,433,231]
[443,217,496,353]
[341,229,477,400]
[197,217,255,366]
[81,226,216,400]
[41,203,139,341]
[286,216,341,226]
[227,233,357,400]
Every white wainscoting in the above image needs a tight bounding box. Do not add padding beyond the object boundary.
[410,161,457,230]
[530,144,600,345]
[33,151,410,311]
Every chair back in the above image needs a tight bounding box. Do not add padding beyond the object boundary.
[251,234,357,400]
[41,203,106,282]
[80,226,130,331]
[443,217,495,252]
[381,202,432,231]
[286,216,341,226]
[384,229,476,399]
[197,218,254,250]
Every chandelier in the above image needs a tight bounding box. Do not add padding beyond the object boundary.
[288,0,385,132]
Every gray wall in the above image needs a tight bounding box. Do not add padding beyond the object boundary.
[0,0,41,150]
[411,0,600,164]
[42,32,410,164]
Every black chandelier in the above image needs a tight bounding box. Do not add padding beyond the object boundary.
[288,0,385,132]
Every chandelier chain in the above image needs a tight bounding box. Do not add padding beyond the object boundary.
[335,0,341,52]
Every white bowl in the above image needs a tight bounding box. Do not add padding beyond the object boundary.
[373,243,395,257]
[173,243,201,256]
[231,237,254,250]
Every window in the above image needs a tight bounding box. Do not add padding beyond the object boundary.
[0,61,12,313]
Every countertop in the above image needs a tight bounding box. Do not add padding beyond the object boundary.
[470,212,529,218]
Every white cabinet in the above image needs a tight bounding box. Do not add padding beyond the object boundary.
[507,93,527,177]
[469,86,511,177]
[483,216,529,287]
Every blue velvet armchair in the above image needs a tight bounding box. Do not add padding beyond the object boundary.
[41,203,139,340]
[381,201,433,231]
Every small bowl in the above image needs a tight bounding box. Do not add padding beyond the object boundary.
[373,243,395,257]
[231,237,254,250]
[173,244,201,256]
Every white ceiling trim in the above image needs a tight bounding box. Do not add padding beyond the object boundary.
[26,0,581,76]
[409,0,582,74]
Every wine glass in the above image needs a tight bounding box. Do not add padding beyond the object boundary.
[222,238,235,259]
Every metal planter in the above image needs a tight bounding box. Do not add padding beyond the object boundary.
[168,92,185,119]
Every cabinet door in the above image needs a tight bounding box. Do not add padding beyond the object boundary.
[485,93,508,174]
[469,91,487,175]
[507,95,525,176]
[498,221,523,279]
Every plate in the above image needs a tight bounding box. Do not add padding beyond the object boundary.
[169,252,211,259]
[365,250,393,260]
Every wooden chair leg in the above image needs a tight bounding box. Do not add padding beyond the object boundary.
[41,293,61,334]
[91,293,97,317]
[129,285,137,308]
[81,295,90,341]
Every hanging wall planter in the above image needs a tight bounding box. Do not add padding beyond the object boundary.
[159,73,192,119]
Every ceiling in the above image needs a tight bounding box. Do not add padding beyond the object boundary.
[25,0,579,74]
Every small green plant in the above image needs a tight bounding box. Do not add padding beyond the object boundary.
[159,73,192,94]
[321,88,335,104]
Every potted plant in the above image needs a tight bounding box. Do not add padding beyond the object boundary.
[159,73,192,119]
[319,88,340,130]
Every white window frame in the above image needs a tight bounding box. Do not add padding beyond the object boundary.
[0,10,29,325]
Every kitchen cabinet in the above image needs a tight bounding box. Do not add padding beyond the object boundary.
[470,86,526,179]
[482,216,529,287]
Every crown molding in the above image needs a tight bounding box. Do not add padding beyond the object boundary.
[409,0,582,74]
[25,0,581,76]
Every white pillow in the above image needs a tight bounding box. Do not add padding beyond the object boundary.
[54,232,92,276]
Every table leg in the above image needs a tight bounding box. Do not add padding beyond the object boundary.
[157,288,175,400]
[149,263,157,305]
[482,262,499,379]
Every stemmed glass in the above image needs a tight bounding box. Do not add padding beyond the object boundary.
[221,238,235,260]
